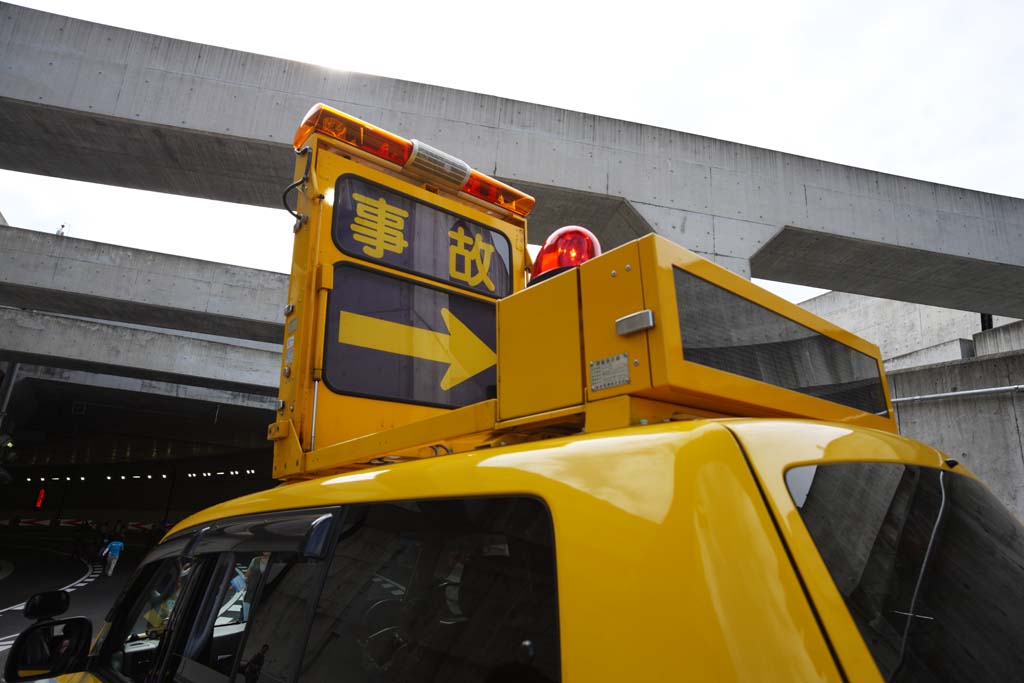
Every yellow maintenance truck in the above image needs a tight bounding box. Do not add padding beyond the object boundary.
[6,105,1024,683]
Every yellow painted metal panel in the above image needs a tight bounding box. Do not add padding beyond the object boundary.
[497,270,583,420]
[636,235,897,432]
[494,403,584,430]
[307,399,497,471]
[578,242,652,401]
[273,150,323,477]
[308,394,445,461]
[177,421,841,681]
[729,420,969,682]
[582,394,686,432]
[274,138,528,475]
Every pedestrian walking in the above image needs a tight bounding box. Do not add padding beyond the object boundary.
[101,535,125,576]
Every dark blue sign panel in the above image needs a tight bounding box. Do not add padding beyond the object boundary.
[323,264,497,409]
[674,267,887,415]
[332,175,513,298]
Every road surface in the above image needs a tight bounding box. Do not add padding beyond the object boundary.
[0,533,141,673]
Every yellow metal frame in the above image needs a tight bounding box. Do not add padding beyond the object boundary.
[277,229,897,479]
[274,126,894,483]
[635,235,897,432]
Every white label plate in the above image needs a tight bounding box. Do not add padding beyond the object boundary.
[590,353,630,391]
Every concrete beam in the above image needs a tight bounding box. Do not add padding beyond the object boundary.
[0,308,279,395]
[0,225,287,342]
[885,339,975,372]
[754,227,1024,318]
[974,320,1024,356]
[14,364,277,410]
[2,3,1024,310]
[800,289,1018,362]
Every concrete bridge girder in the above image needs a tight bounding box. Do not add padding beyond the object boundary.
[0,225,288,342]
[2,4,1024,313]
[0,307,279,395]
[14,364,277,411]
[753,227,1024,318]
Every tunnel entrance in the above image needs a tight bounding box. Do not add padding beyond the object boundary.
[0,365,276,533]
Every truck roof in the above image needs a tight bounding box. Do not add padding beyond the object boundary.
[171,418,954,538]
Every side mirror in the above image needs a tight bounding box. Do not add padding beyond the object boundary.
[24,591,70,620]
[3,617,93,682]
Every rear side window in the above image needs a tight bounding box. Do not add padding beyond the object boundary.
[298,496,560,683]
[176,552,261,681]
[175,551,320,683]
[786,463,1024,681]
[235,553,323,683]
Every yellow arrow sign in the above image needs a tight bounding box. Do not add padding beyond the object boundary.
[339,308,496,391]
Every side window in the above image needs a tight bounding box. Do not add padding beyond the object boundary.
[233,553,324,683]
[171,550,323,683]
[297,496,560,683]
[174,552,268,682]
[787,464,1024,681]
[109,557,196,683]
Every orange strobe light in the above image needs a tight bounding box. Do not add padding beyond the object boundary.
[293,104,536,218]
[461,170,536,217]
[293,104,413,166]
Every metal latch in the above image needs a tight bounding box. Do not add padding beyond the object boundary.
[615,310,655,336]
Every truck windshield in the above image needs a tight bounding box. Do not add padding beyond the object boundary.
[786,463,1024,682]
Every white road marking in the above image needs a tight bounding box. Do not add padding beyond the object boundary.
[0,551,96,615]
[0,632,19,653]
[0,560,103,653]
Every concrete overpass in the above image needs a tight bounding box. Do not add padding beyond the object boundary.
[3,2,1024,514]
[0,220,278,472]
[2,3,1024,316]
[0,308,278,395]
[0,225,286,343]
[0,224,281,472]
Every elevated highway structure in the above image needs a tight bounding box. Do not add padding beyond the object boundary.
[2,3,1024,520]
[1,3,1024,316]
[0,225,279,485]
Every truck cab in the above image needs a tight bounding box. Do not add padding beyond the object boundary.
[7,106,1023,683]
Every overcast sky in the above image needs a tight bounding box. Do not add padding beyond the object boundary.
[2,0,1022,302]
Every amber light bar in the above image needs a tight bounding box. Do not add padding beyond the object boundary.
[460,170,536,217]
[293,104,413,166]
[294,103,535,217]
